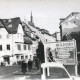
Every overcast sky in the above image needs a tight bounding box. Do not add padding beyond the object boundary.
[0,0,80,34]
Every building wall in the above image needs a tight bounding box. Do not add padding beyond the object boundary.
[14,43,33,60]
[0,28,13,57]
[42,33,55,43]
[0,25,33,65]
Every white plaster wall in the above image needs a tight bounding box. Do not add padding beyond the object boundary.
[0,28,13,57]
[13,43,33,60]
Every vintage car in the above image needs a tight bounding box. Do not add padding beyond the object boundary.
[41,62,73,80]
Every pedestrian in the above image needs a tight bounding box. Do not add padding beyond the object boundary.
[25,58,28,71]
[1,62,3,67]
[48,48,55,62]
[21,60,27,74]
[48,48,54,62]
[28,59,32,72]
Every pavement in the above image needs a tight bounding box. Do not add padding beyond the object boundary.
[0,65,41,80]
[0,65,80,80]
[13,68,41,80]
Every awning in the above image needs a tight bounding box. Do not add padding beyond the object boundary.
[15,54,22,55]
[2,55,11,57]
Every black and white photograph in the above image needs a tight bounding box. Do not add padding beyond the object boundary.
[0,0,80,80]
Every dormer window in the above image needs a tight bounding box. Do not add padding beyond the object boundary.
[8,24,12,28]
[8,19,12,22]
[3,19,7,23]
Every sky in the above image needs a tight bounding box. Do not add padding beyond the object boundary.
[0,0,80,34]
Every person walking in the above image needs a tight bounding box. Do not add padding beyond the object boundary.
[25,58,28,71]
[28,59,32,72]
[21,60,27,74]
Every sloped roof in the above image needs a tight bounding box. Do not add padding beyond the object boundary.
[0,20,4,28]
[0,17,33,44]
[24,36,33,44]
[60,12,79,24]
[24,32,36,41]
[39,29,52,36]
[28,21,54,37]
[63,33,72,40]
[22,22,33,32]
[1,17,21,34]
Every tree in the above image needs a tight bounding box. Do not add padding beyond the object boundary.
[36,41,44,63]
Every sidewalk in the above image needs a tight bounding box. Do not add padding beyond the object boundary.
[14,68,41,80]
[14,68,41,75]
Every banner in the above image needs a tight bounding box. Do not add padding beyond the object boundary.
[44,40,76,65]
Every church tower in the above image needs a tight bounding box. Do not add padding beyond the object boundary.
[30,11,33,23]
[28,11,34,26]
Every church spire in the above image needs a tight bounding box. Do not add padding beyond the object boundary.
[28,11,34,26]
[30,11,33,23]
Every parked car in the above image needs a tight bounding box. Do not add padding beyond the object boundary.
[41,62,73,80]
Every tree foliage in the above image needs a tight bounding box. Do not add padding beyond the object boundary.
[36,41,44,63]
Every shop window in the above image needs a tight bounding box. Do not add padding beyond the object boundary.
[0,45,2,51]
[17,44,21,50]
[16,55,19,59]
[7,45,10,50]
[21,56,24,59]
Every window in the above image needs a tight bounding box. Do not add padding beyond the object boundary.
[8,24,12,28]
[16,55,19,59]
[24,45,26,50]
[7,45,10,50]
[21,56,24,59]
[30,55,32,58]
[25,56,28,59]
[17,44,21,50]
[46,67,69,79]
[7,34,10,39]
[8,19,12,22]
[46,39,47,42]
[28,44,31,50]
[0,35,2,39]
[0,45,2,51]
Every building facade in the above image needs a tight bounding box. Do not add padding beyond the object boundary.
[0,17,33,66]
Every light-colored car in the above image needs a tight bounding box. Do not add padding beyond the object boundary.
[41,62,73,80]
